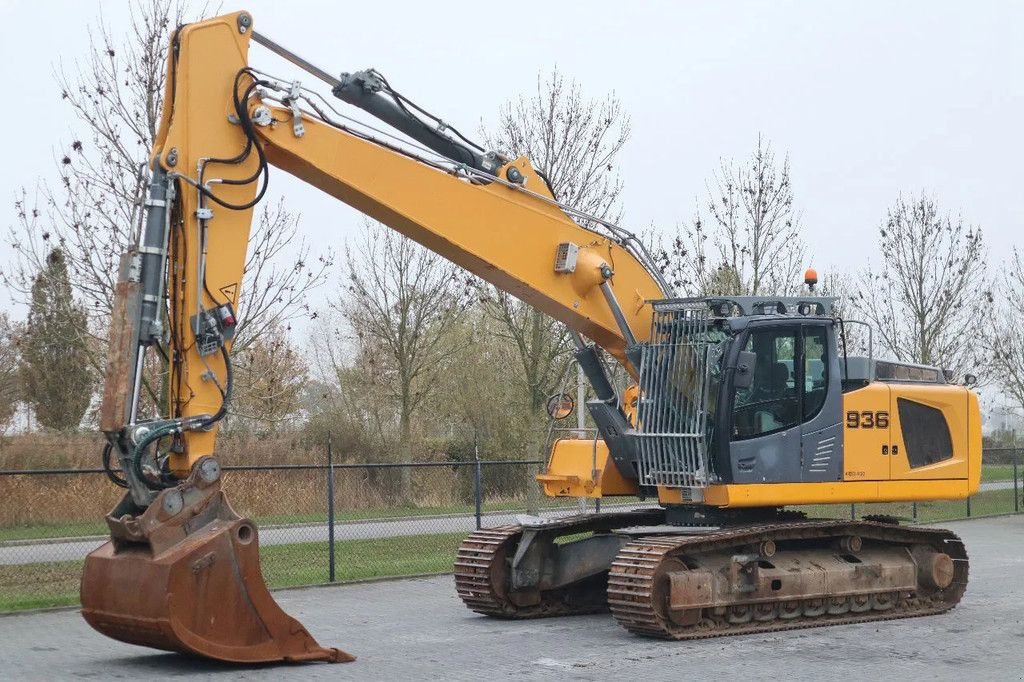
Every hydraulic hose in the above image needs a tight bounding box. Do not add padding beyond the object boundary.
[131,346,234,490]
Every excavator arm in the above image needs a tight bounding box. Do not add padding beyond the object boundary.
[84,10,664,664]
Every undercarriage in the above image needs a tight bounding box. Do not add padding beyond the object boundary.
[454,508,967,639]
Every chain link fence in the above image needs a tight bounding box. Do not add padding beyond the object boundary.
[0,446,1020,612]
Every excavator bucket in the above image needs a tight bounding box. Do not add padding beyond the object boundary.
[80,458,352,664]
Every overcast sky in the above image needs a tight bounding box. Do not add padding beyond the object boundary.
[1,0,1021,323]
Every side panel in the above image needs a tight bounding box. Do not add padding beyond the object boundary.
[691,380,982,508]
[840,384,891,481]
[801,423,842,481]
[888,384,969,481]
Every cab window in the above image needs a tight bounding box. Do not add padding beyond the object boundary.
[733,328,799,439]
[803,326,828,420]
[732,324,831,440]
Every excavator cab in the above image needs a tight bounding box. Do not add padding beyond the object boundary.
[547,294,977,507]
[708,300,844,486]
[569,296,846,499]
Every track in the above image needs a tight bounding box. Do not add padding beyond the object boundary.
[454,509,665,618]
[607,520,969,640]
[456,517,969,640]
[455,526,610,618]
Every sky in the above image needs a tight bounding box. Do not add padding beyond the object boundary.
[0,0,1021,328]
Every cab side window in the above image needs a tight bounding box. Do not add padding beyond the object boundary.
[803,326,828,421]
[733,329,799,439]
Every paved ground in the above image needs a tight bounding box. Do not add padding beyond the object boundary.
[1,515,1021,681]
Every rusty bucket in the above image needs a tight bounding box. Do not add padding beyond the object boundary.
[80,457,352,664]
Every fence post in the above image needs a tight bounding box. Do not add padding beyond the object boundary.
[474,440,482,531]
[966,495,971,518]
[850,503,856,521]
[327,433,336,583]
[912,502,918,523]
[1014,455,1020,514]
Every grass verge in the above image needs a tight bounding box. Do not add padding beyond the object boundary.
[981,464,1018,482]
[792,488,1021,522]
[0,531,467,612]
[0,497,592,543]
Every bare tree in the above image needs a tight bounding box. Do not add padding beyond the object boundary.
[335,222,468,460]
[307,307,402,448]
[982,249,1024,408]
[485,66,631,221]
[481,68,631,414]
[231,200,333,353]
[852,193,988,378]
[307,310,365,410]
[2,0,329,360]
[0,314,19,434]
[227,321,308,434]
[666,136,806,296]
[484,291,573,414]
[3,1,192,325]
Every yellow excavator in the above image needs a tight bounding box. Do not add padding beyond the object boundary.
[82,10,981,664]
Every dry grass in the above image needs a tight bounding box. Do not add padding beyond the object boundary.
[0,433,533,533]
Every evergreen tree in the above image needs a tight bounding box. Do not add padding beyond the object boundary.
[18,249,95,430]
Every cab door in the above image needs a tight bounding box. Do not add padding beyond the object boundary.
[798,324,843,482]
[888,385,969,480]
[727,324,803,484]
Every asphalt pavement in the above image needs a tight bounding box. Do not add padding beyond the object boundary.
[1,515,1021,681]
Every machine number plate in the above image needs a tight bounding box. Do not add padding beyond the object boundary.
[846,411,889,428]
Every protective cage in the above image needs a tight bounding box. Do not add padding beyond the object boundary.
[634,300,719,495]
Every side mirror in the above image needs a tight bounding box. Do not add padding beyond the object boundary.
[963,373,978,388]
[734,350,757,390]
[546,393,575,420]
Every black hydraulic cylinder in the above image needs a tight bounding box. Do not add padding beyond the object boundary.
[574,342,639,481]
[248,32,503,176]
[332,71,498,174]
[575,345,616,403]
[138,167,169,344]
